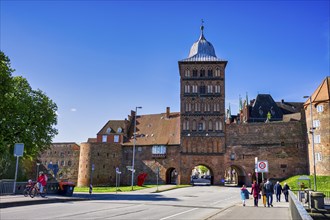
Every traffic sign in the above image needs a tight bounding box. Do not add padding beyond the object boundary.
[257,160,268,172]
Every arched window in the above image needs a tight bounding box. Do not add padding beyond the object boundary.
[207,85,213,93]
[185,103,191,112]
[200,69,205,77]
[192,85,198,93]
[208,69,213,77]
[192,69,198,77]
[184,69,190,77]
[208,120,213,131]
[192,120,197,131]
[215,120,223,131]
[199,85,206,94]
[184,85,190,93]
[215,85,221,94]
[183,120,190,131]
[106,127,111,134]
[215,68,221,77]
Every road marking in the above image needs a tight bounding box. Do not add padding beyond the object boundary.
[160,208,199,220]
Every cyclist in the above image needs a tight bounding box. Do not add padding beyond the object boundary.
[37,171,47,193]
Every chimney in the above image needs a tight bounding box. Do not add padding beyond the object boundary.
[166,107,170,118]
[281,99,284,103]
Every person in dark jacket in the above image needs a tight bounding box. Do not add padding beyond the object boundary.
[274,181,283,202]
[264,178,274,207]
[282,183,290,202]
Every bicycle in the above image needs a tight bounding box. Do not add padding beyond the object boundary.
[23,180,34,197]
[29,182,46,198]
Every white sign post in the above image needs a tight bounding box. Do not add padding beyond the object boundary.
[115,167,121,194]
[13,143,24,194]
[257,160,269,181]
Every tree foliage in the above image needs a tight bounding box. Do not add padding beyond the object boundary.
[0,51,58,177]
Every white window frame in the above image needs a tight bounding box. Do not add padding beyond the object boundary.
[192,85,198,93]
[215,68,221,77]
[184,85,190,93]
[102,135,107,143]
[314,135,321,144]
[313,120,320,128]
[215,85,221,94]
[207,85,213,93]
[114,135,119,143]
[316,105,323,112]
[316,152,322,161]
[215,121,222,131]
[184,69,190,77]
[152,145,166,155]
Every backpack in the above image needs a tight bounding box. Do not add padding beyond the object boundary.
[265,182,271,191]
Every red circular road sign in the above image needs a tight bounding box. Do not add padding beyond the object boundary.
[259,162,266,169]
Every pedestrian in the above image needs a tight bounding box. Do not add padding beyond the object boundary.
[274,181,283,202]
[250,180,260,207]
[283,182,290,202]
[240,185,250,207]
[264,178,274,207]
[260,179,267,207]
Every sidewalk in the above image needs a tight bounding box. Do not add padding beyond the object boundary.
[209,197,291,220]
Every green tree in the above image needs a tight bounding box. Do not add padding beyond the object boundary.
[198,165,209,175]
[0,51,58,178]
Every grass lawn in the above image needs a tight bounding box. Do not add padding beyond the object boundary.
[74,184,190,193]
[280,175,330,191]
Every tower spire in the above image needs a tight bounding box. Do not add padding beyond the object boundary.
[200,19,204,36]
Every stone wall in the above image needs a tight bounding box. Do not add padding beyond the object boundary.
[120,145,181,186]
[38,143,80,183]
[305,102,330,176]
[77,142,122,187]
[225,121,309,181]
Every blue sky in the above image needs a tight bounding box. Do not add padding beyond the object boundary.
[1,1,329,143]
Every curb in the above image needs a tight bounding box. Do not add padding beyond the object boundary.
[0,197,88,209]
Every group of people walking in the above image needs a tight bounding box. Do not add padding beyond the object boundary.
[240,179,290,207]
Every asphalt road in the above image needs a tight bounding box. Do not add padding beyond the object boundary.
[1,186,241,220]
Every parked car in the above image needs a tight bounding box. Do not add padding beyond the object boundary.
[191,176,211,186]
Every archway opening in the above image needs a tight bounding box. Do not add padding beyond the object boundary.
[191,164,214,185]
[166,167,178,184]
[224,165,247,186]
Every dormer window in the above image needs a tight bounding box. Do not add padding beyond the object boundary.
[270,106,275,115]
[259,107,263,116]
[106,127,111,134]
[117,127,122,133]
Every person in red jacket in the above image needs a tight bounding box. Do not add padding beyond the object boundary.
[37,171,47,193]
[250,180,260,207]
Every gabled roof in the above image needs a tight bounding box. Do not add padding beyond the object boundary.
[97,120,126,135]
[304,76,330,106]
[276,101,304,114]
[249,94,283,121]
[123,112,180,146]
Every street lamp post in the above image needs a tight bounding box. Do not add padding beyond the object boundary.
[36,162,40,180]
[131,106,142,190]
[304,95,317,191]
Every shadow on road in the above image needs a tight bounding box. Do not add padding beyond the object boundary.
[73,193,179,201]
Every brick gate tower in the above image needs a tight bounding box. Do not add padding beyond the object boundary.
[178,23,228,184]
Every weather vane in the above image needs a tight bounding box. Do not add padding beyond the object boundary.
[201,19,204,33]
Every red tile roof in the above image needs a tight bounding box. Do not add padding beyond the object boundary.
[123,112,180,146]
